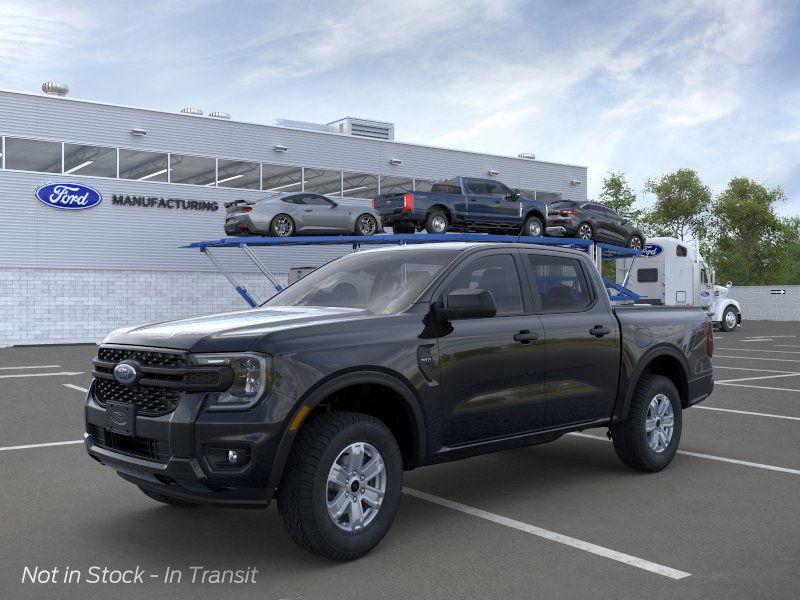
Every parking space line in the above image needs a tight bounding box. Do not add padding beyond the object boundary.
[64,384,89,393]
[0,371,83,379]
[714,355,800,364]
[0,440,83,453]
[570,433,800,475]
[402,487,691,580]
[0,365,61,370]
[716,382,800,393]
[713,366,799,374]
[717,373,800,384]
[695,406,800,421]
[717,348,800,355]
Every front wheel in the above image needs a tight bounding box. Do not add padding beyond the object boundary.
[521,215,544,237]
[277,412,403,560]
[611,374,682,472]
[354,214,378,236]
[628,235,644,251]
[576,222,593,240]
[721,307,738,332]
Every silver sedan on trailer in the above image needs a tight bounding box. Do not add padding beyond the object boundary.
[224,192,383,237]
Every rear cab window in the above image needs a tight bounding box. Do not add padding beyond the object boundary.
[430,179,463,195]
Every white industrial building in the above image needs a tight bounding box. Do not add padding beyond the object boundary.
[0,85,588,346]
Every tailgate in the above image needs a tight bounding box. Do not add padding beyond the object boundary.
[372,192,426,212]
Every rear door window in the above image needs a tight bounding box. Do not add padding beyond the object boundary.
[465,179,490,195]
[524,254,594,313]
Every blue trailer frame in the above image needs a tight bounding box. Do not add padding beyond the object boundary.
[183,234,641,307]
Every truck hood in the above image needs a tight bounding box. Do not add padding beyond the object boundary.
[103,305,370,352]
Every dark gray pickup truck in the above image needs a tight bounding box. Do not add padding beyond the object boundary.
[85,242,714,560]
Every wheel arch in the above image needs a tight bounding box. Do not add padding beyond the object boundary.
[266,369,427,497]
[524,209,546,225]
[614,347,690,421]
[428,203,453,223]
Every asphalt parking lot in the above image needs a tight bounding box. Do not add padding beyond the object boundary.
[2,321,799,600]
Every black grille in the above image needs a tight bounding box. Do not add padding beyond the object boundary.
[98,347,187,368]
[89,425,170,462]
[94,379,181,416]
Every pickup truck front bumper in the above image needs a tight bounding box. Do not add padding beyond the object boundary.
[84,381,294,508]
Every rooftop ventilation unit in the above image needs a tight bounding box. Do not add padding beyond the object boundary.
[269,119,337,134]
[518,152,536,160]
[42,82,69,97]
[209,111,230,119]
[180,107,203,116]
[328,117,395,141]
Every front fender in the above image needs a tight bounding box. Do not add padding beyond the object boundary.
[264,368,427,499]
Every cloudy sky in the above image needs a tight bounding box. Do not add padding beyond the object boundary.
[1,0,798,212]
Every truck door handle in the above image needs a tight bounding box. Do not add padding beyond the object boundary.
[514,330,539,344]
[590,325,611,337]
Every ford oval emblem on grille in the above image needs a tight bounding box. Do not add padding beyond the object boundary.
[110,411,128,426]
[113,362,138,385]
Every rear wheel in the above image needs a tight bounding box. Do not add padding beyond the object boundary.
[354,214,378,236]
[721,306,738,332]
[611,374,682,472]
[269,214,295,237]
[277,412,403,560]
[425,210,449,234]
[138,487,198,508]
[521,215,544,237]
[576,222,593,240]
[628,235,644,251]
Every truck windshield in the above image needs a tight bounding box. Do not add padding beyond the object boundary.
[264,248,460,314]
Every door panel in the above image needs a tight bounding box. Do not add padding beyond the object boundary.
[437,251,547,445]
[521,251,620,427]
[464,179,518,226]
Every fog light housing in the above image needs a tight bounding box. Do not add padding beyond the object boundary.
[204,446,251,471]
[227,449,239,464]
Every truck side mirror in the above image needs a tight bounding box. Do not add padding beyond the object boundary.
[437,288,497,320]
[726,281,732,288]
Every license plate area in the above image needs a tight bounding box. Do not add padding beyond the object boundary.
[106,401,136,436]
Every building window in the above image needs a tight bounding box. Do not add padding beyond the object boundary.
[379,175,413,195]
[119,149,169,182]
[341,172,378,199]
[4,138,61,173]
[217,159,260,189]
[262,163,302,193]
[304,168,342,196]
[63,144,117,177]
[170,154,216,186]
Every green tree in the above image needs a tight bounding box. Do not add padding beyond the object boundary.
[706,177,790,285]
[642,169,711,241]
[599,171,643,226]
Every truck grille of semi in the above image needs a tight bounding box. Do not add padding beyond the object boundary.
[93,347,188,416]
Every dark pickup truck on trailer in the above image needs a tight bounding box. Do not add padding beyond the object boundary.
[85,242,714,560]
[373,177,549,236]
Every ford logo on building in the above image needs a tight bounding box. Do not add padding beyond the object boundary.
[641,244,663,257]
[110,411,128,426]
[35,183,102,210]
[113,363,138,385]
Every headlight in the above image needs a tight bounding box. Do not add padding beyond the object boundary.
[192,352,272,411]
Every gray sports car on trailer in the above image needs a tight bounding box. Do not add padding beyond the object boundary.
[224,192,383,237]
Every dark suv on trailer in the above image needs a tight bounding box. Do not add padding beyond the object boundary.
[85,242,713,560]
[547,200,646,249]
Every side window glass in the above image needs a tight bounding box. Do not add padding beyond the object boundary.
[676,245,688,257]
[284,195,305,205]
[305,195,332,206]
[442,254,524,316]
[466,179,488,195]
[525,254,593,313]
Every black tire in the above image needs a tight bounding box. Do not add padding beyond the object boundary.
[392,224,416,234]
[720,306,738,332]
[628,235,644,251]
[425,209,449,234]
[138,486,198,508]
[269,214,295,237]
[576,222,593,240]
[277,412,403,560]
[611,374,682,472]
[354,213,379,236]
[521,215,544,237]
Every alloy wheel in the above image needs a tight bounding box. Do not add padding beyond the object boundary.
[725,310,737,329]
[629,236,643,250]
[527,220,542,236]
[577,224,592,240]
[358,215,377,235]
[273,216,293,236]
[326,442,386,532]
[431,215,447,233]
[645,394,675,453]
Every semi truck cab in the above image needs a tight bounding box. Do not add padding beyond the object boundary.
[616,236,742,331]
